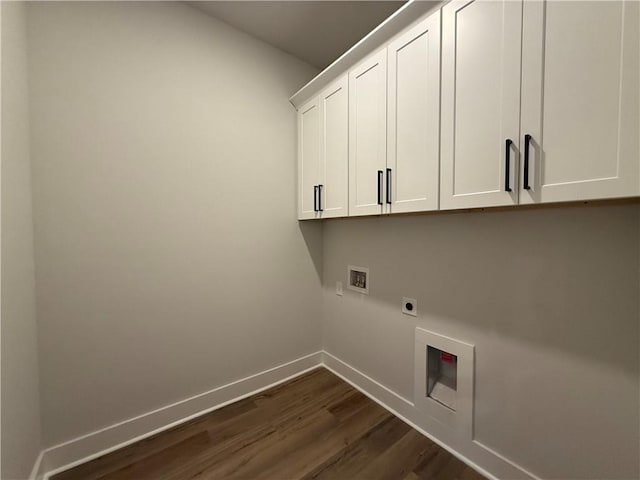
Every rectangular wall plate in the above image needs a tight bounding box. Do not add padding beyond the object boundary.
[402,297,417,316]
[347,265,369,294]
[414,328,474,439]
[336,281,343,296]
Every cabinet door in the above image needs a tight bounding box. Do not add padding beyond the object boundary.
[387,12,441,214]
[349,49,387,216]
[297,98,320,220]
[440,0,522,210]
[319,76,349,218]
[520,1,639,204]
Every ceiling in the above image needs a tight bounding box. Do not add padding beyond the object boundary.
[188,1,406,70]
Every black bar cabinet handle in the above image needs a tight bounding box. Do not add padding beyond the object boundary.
[523,134,531,190]
[377,170,383,205]
[386,168,392,204]
[318,184,323,212]
[313,185,318,212]
[505,139,512,192]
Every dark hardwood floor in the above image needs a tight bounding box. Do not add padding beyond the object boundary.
[53,368,486,480]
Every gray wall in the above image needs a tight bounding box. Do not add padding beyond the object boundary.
[27,1,322,447]
[11,3,640,479]
[1,2,43,478]
[322,204,640,479]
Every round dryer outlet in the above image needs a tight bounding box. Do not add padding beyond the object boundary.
[402,297,417,316]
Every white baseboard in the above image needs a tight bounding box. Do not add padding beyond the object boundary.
[35,351,323,479]
[321,351,540,480]
[32,350,539,480]
[29,451,45,480]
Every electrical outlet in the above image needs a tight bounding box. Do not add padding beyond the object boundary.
[402,297,417,316]
[336,281,343,296]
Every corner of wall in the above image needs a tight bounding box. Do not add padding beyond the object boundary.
[1,1,44,478]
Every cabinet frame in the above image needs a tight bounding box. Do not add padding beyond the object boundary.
[440,0,522,210]
[348,48,388,217]
[297,97,321,220]
[519,0,640,204]
[318,76,349,218]
[386,12,441,214]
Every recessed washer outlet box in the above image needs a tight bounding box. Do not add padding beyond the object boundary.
[427,346,457,410]
[347,265,369,294]
[414,328,474,438]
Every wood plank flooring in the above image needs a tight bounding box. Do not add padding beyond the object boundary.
[53,368,486,480]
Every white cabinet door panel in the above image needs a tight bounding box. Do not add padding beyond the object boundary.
[349,49,387,216]
[440,0,522,209]
[520,0,639,203]
[387,12,441,214]
[319,76,349,218]
[297,98,320,220]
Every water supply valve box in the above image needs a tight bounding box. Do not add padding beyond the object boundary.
[414,328,474,438]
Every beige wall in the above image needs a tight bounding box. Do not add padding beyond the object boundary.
[1,1,43,478]
[322,204,640,479]
[27,1,321,447]
[12,3,640,479]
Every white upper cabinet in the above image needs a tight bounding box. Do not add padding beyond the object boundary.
[319,76,349,218]
[440,0,523,210]
[349,48,388,216]
[520,0,639,204]
[297,98,320,220]
[387,12,441,214]
[297,0,639,220]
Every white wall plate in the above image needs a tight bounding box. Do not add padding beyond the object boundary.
[402,297,417,316]
[414,328,474,439]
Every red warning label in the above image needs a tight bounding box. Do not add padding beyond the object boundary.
[440,351,455,363]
